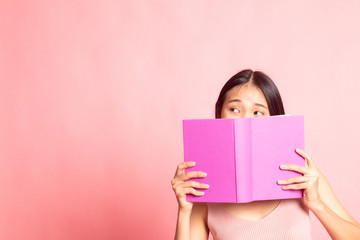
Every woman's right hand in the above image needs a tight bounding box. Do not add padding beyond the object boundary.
[171,161,209,211]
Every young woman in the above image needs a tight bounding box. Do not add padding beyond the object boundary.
[172,69,360,239]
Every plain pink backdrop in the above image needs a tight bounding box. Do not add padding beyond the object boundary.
[1,1,360,239]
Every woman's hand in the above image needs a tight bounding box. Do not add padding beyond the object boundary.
[171,161,209,211]
[278,149,323,211]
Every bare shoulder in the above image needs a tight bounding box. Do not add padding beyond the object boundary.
[192,202,208,219]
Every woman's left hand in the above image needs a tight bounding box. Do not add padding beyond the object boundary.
[278,149,323,211]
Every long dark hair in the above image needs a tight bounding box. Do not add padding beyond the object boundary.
[215,69,285,118]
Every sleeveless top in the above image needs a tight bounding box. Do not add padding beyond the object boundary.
[207,199,312,240]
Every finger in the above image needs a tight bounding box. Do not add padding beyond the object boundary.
[296,149,315,168]
[277,176,312,185]
[171,171,207,187]
[282,182,308,190]
[188,188,206,196]
[183,181,210,189]
[180,171,207,181]
[180,187,205,197]
[175,161,196,177]
[280,164,310,174]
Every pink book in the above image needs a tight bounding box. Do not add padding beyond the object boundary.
[183,115,304,203]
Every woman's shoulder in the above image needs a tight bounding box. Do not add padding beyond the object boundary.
[192,202,208,219]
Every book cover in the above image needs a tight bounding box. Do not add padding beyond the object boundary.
[182,115,304,203]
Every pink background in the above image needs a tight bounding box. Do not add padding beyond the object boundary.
[1,1,360,239]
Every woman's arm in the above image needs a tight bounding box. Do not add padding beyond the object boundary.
[317,170,358,224]
[172,161,209,240]
[310,197,360,240]
[278,149,360,240]
[175,203,209,240]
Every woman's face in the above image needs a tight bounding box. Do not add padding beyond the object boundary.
[221,83,270,119]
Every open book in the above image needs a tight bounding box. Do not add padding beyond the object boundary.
[182,115,304,203]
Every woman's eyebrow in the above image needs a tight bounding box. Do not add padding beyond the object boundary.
[254,103,268,109]
[227,99,267,109]
[227,99,241,103]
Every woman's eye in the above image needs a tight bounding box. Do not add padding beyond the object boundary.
[230,108,240,113]
[254,111,263,116]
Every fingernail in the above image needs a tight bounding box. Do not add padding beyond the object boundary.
[280,165,287,169]
[199,192,205,195]
[282,186,287,190]
[277,180,284,184]
[190,161,196,166]
[204,184,210,188]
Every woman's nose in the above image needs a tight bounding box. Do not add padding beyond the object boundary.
[243,111,252,118]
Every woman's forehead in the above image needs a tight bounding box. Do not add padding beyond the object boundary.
[225,84,267,104]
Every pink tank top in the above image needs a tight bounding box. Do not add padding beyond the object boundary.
[207,199,312,240]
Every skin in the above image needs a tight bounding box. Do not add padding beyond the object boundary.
[172,83,360,240]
